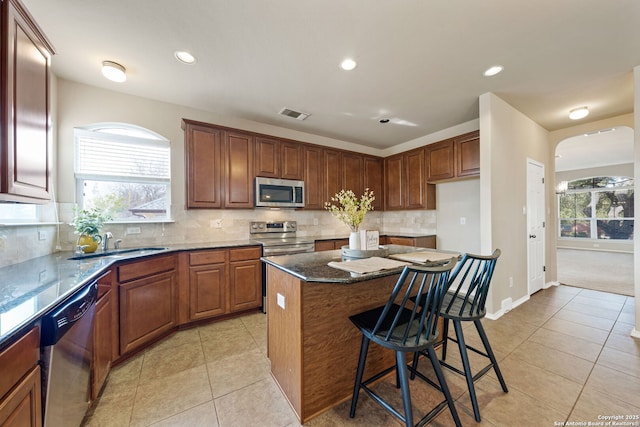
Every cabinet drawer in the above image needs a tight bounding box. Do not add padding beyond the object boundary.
[229,246,261,262]
[190,250,226,266]
[0,327,39,399]
[118,254,176,283]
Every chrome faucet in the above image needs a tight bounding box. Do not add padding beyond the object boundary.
[102,232,113,252]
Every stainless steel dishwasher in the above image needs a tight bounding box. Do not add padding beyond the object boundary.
[41,281,98,427]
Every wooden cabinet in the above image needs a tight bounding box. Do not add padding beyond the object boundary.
[323,149,342,203]
[0,0,54,203]
[426,130,480,182]
[224,131,254,208]
[384,149,435,210]
[303,145,324,210]
[91,270,116,400]
[118,255,177,355]
[314,239,349,251]
[455,130,480,177]
[342,152,363,197]
[229,247,262,312]
[0,327,41,427]
[188,249,227,321]
[255,137,304,180]
[183,121,223,208]
[363,156,384,211]
[183,246,262,323]
[386,235,436,249]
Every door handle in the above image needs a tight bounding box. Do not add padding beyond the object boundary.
[529,234,536,238]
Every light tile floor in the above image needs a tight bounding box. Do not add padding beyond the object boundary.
[83,285,640,426]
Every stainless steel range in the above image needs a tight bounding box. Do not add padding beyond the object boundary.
[250,221,314,256]
[251,221,314,313]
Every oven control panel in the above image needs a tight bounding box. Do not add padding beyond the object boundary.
[250,221,297,234]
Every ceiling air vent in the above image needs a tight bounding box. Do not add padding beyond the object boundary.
[279,108,310,121]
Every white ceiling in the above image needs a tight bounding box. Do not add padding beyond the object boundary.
[555,126,634,172]
[22,0,640,150]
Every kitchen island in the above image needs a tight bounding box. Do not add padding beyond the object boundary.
[262,245,456,424]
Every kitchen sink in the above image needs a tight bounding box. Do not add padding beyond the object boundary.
[68,247,168,260]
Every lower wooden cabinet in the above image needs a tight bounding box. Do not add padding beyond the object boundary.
[314,239,348,251]
[183,246,262,323]
[0,327,41,427]
[386,235,436,249]
[118,255,177,355]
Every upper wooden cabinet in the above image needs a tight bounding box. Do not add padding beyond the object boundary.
[385,148,435,211]
[323,149,342,203]
[224,131,254,208]
[426,130,480,182]
[183,121,223,208]
[303,145,324,210]
[455,130,480,177]
[363,156,384,211]
[342,152,364,197]
[0,0,54,202]
[255,137,304,180]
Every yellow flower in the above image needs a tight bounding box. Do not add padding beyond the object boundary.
[324,189,375,232]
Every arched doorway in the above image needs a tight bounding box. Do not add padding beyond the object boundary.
[555,126,634,296]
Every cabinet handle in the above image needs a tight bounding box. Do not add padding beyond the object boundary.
[529,234,537,239]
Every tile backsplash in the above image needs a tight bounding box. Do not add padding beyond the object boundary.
[1,202,437,267]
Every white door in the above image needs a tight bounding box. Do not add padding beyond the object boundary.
[527,159,545,294]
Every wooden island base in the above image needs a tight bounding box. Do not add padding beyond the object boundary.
[267,264,406,423]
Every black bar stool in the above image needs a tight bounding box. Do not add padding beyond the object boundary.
[349,259,462,427]
[412,249,508,422]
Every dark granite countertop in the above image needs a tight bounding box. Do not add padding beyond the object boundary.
[261,244,458,284]
[311,233,436,241]
[0,240,259,348]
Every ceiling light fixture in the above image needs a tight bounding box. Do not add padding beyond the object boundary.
[175,50,196,64]
[483,65,503,77]
[340,58,357,71]
[101,61,127,82]
[569,106,589,120]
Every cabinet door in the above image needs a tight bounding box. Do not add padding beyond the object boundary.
[92,290,112,400]
[280,141,304,180]
[363,156,384,211]
[455,131,480,177]
[120,271,176,355]
[342,152,363,197]
[405,148,426,209]
[1,0,54,202]
[229,260,261,312]
[314,240,335,252]
[255,136,279,178]
[384,154,404,210]
[427,139,455,182]
[224,131,254,208]
[323,149,342,203]
[189,263,227,320]
[0,366,41,427]
[303,145,324,210]
[184,122,223,208]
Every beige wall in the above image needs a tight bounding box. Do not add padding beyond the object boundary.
[479,93,551,315]
[435,179,481,253]
[634,64,640,338]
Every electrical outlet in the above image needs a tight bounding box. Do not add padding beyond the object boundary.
[127,227,141,235]
[313,218,318,226]
[212,219,223,228]
[277,293,285,309]
[38,231,46,240]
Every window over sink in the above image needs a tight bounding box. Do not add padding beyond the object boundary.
[74,123,171,222]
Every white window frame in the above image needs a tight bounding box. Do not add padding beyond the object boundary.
[74,123,172,223]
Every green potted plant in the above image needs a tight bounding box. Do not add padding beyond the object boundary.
[324,189,375,250]
[70,207,112,253]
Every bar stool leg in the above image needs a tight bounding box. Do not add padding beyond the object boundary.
[453,320,481,422]
[427,346,462,427]
[396,351,413,427]
[441,318,450,361]
[475,320,508,393]
[350,336,371,418]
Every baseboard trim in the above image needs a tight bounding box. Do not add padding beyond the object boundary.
[486,294,530,320]
[631,328,640,339]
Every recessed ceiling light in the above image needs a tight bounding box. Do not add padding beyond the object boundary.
[101,61,126,82]
[340,58,357,71]
[569,106,589,120]
[483,65,503,77]
[175,50,196,64]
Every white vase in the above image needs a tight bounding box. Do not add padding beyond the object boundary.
[349,231,361,250]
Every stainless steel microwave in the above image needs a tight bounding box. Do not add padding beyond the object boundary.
[255,177,305,208]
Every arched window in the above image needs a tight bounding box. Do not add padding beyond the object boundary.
[558,176,633,240]
[74,123,171,221]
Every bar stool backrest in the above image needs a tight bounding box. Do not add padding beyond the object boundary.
[370,258,457,349]
[443,249,501,319]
